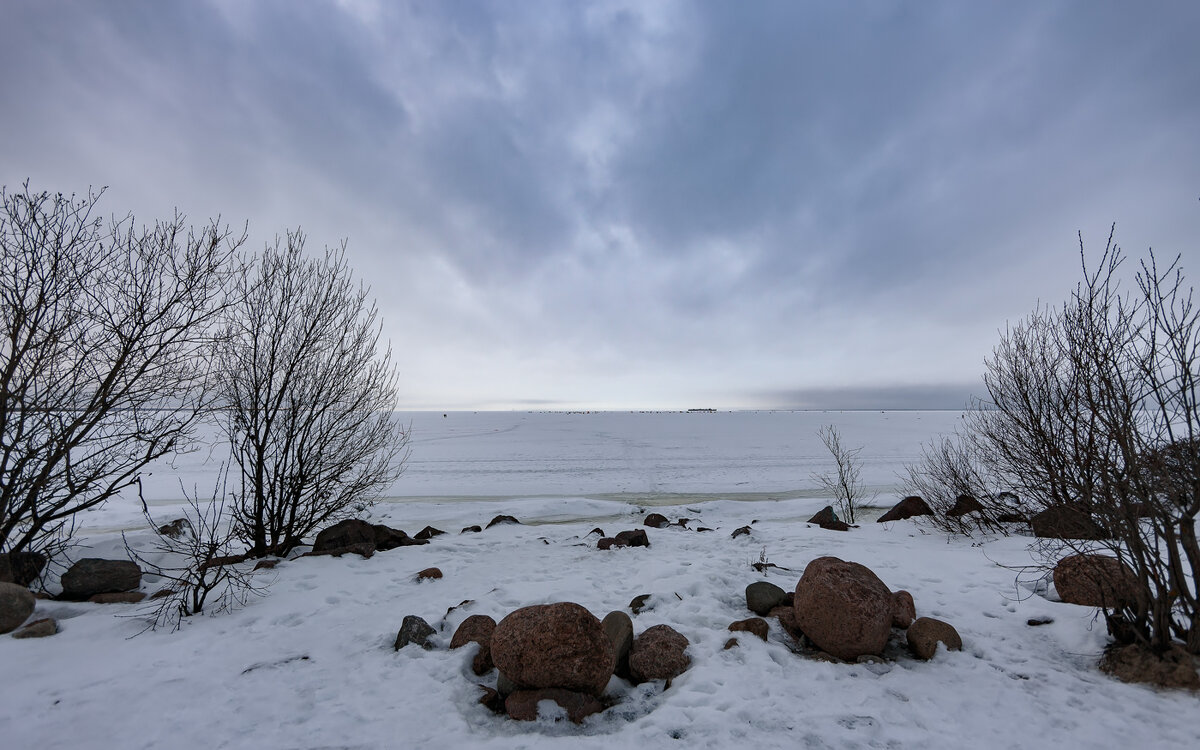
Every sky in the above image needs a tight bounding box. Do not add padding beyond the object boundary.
[1,1,1197,411]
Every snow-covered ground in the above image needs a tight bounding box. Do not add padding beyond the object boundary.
[3,411,1197,749]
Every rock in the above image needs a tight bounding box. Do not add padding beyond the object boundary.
[304,542,375,559]
[496,672,518,698]
[629,594,652,615]
[60,559,141,600]
[485,515,521,529]
[1031,506,1106,540]
[1053,554,1138,608]
[1027,617,1054,626]
[313,519,377,555]
[451,614,497,675]
[416,567,443,581]
[996,512,1027,523]
[891,590,916,629]
[12,617,57,639]
[394,615,436,650]
[807,506,840,525]
[373,524,416,550]
[253,559,279,571]
[505,688,605,723]
[877,496,934,523]
[946,495,984,517]
[0,551,47,587]
[491,602,616,696]
[613,529,650,548]
[745,581,788,616]
[596,537,625,550]
[768,606,804,639]
[88,592,146,604]
[0,581,36,634]
[1099,643,1200,690]
[821,520,852,531]
[414,526,445,540]
[728,617,769,641]
[731,525,752,539]
[907,617,962,660]
[792,556,893,661]
[629,624,690,683]
[150,588,176,600]
[477,685,505,714]
[157,518,192,539]
[723,638,740,650]
[643,513,669,529]
[461,525,482,534]
[696,527,714,533]
[601,611,634,679]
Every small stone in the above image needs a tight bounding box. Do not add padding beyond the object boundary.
[496,672,518,698]
[731,526,752,539]
[60,559,141,600]
[906,617,962,660]
[723,638,740,650]
[485,515,521,529]
[157,518,192,539]
[629,594,652,614]
[588,528,605,537]
[728,617,769,641]
[807,506,840,525]
[877,496,934,523]
[461,525,482,534]
[416,567,443,581]
[1026,617,1054,627]
[394,615,436,650]
[11,617,57,639]
[597,537,625,550]
[414,526,445,540]
[745,581,788,616]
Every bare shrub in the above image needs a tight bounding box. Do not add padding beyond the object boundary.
[900,436,1014,536]
[812,425,872,524]
[220,231,408,558]
[1,182,243,561]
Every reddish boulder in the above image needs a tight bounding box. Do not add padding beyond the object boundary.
[629,624,690,683]
[877,496,933,523]
[451,614,497,675]
[1053,554,1138,608]
[491,603,616,696]
[907,617,962,660]
[728,617,769,642]
[614,529,650,547]
[946,495,984,517]
[792,556,893,660]
[807,506,840,525]
[643,513,670,529]
[891,590,916,629]
[505,688,605,723]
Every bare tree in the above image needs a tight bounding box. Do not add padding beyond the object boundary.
[963,227,1200,656]
[812,425,871,524]
[0,182,243,560]
[220,231,407,558]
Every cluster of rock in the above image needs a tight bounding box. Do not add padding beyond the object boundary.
[395,601,691,724]
[741,556,962,662]
[1,556,147,638]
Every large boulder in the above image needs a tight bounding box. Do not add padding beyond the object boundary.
[59,559,141,600]
[907,617,962,660]
[792,556,893,661]
[1053,554,1139,608]
[0,581,36,634]
[877,496,934,523]
[746,581,788,616]
[1031,506,1106,540]
[0,551,47,587]
[450,614,497,675]
[807,506,840,525]
[613,529,650,548]
[491,603,616,696]
[629,624,690,683]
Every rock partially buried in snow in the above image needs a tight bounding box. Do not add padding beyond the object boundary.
[792,556,893,661]
[485,515,521,529]
[629,594,652,614]
[614,529,650,547]
[394,615,436,651]
[0,581,36,634]
[416,567,443,581]
[1030,505,1106,540]
[629,624,690,683]
[12,617,57,639]
[59,559,141,600]
[746,581,788,616]
[891,590,916,629]
[946,495,984,517]
[414,525,445,540]
[1053,554,1138,608]
[643,513,669,528]
[731,526,752,539]
[504,688,605,723]
[490,603,616,696]
[906,617,962,660]
[313,519,377,554]
[728,617,769,641]
[451,614,497,675]
[877,496,934,523]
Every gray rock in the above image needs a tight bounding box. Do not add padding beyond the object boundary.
[12,617,57,639]
[745,581,788,616]
[602,611,634,679]
[60,559,141,600]
[0,581,36,634]
[394,615,436,650]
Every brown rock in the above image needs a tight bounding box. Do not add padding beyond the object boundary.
[477,685,505,714]
[505,688,605,723]
[946,495,984,517]
[0,581,36,634]
[157,518,192,539]
[451,614,498,675]
[12,617,57,639]
[88,592,146,604]
[807,506,840,525]
[768,605,803,638]
[643,513,669,529]
[614,529,650,547]
[820,520,851,531]
[629,624,690,683]
[792,556,893,661]
[60,559,141,600]
[1099,643,1200,690]
[877,496,934,523]
[728,617,769,642]
[1053,554,1138,608]
[373,524,415,550]
[491,603,616,696]
[416,567,443,581]
[723,638,740,650]
[485,515,521,529]
[312,519,377,555]
[1031,506,1106,540]
[629,594,652,614]
[414,525,445,540]
[731,525,752,539]
[601,611,634,679]
[461,525,482,534]
[891,590,916,629]
[907,617,962,660]
[597,537,625,550]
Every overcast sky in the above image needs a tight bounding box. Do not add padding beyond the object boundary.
[2,1,1197,410]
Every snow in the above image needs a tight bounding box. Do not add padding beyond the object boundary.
[3,411,1197,749]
